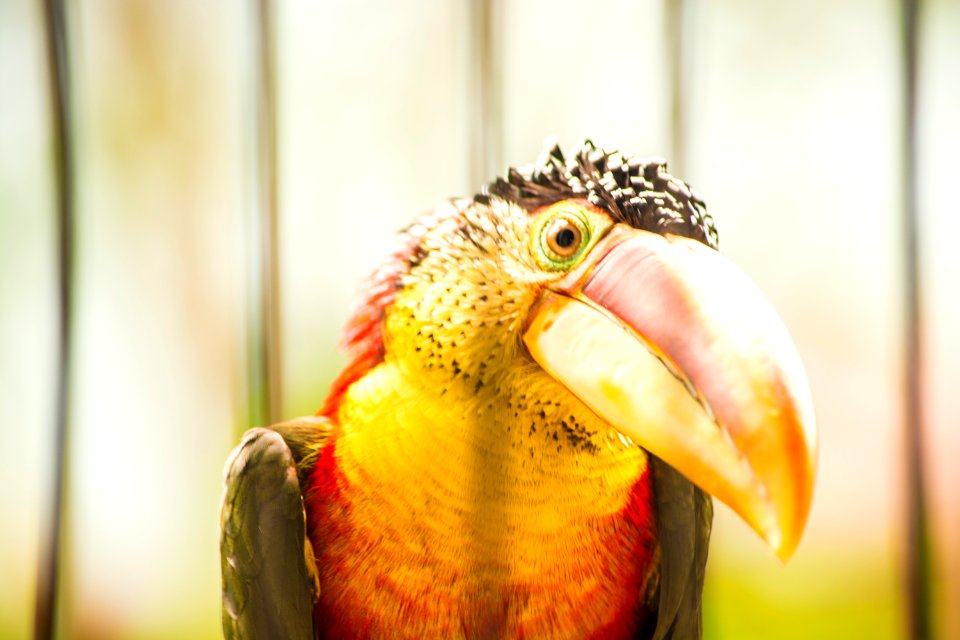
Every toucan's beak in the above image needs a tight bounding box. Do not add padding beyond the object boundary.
[524,224,817,560]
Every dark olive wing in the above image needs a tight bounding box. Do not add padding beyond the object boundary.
[220,426,322,639]
[647,455,714,640]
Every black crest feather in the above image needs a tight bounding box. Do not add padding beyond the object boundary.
[479,140,719,250]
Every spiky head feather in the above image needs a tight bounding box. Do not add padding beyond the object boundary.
[483,140,717,249]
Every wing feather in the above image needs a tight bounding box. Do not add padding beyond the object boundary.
[647,455,714,640]
[220,419,330,639]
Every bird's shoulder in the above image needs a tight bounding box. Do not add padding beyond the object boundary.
[219,416,334,639]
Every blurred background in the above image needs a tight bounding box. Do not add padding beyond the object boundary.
[2,0,958,638]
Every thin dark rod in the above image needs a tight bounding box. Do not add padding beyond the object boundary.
[35,0,75,637]
[664,0,697,177]
[251,0,282,427]
[665,3,716,633]
[470,0,502,186]
[900,0,932,637]
[467,0,507,596]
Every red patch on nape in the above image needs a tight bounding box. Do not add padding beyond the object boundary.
[317,203,467,418]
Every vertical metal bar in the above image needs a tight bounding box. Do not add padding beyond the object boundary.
[664,0,698,178]
[35,0,75,637]
[665,2,716,633]
[900,0,932,637]
[249,0,283,428]
[469,0,503,186]
[664,0,685,176]
[467,0,506,601]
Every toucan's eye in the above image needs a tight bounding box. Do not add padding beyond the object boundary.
[536,210,591,269]
[545,217,583,258]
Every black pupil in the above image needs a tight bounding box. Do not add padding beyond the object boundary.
[556,227,576,248]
